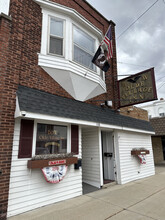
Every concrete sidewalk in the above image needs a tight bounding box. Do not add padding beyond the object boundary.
[8,166,165,220]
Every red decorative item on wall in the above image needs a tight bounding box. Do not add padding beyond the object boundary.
[48,160,66,166]
[137,155,146,164]
[131,149,149,164]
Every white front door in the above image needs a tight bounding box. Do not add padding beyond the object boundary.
[102,131,115,181]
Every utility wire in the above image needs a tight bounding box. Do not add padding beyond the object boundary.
[117,0,159,40]
[117,62,165,82]
[157,75,165,82]
[158,82,165,90]
[117,61,150,68]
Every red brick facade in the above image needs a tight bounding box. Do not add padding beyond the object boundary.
[0,0,117,219]
[120,106,149,121]
[0,14,16,220]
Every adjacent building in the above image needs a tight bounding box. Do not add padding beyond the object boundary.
[0,0,155,219]
[141,99,165,163]
[150,117,165,163]
[142,98,165,119]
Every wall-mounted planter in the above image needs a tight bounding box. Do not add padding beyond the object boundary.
[131,150,150,155]
[27,157,78,169]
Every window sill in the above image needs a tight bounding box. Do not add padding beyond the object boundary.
[38,53,99,77]
[70,60,97,75]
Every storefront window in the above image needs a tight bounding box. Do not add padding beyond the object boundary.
[36,124,67,155]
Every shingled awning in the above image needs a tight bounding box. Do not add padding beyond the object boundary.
[16,85,154,133]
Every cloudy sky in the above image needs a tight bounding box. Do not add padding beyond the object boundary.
[87,0,165,101]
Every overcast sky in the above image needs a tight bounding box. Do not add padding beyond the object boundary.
[87,0,165,102]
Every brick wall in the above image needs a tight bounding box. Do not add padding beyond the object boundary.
[0,0,118,218]
[152,136,164,164]
[0,14,17,220]
[119,106,149,121]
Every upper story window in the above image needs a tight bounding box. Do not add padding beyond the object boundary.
[158,107,165,117]
[49,17,64,56]
[73,26,96,71]
[36,123,67,155]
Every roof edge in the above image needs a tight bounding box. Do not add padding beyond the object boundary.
[15,109,154,134]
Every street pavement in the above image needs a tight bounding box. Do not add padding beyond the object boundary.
[8,165,165,220]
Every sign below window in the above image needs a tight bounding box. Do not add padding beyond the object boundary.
[48,159,66,166]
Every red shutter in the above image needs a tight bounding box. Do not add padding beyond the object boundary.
[71,125,79,155]
[18,119,34,158]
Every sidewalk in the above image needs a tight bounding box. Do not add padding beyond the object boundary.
[8,166,165,220]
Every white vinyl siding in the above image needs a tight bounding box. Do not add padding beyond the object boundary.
[82,127,101,188]
[115,131,155,184]
[7,119,82,217]
[79,126,82,158]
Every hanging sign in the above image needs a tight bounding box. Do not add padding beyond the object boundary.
[118,68,157,108]
[42,165,67,183]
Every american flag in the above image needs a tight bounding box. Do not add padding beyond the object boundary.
[101,25,113,60]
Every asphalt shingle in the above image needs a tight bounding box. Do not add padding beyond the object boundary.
[150,117,165,135]
[17,85,154,132]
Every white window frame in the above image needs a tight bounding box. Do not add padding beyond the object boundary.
[48,16,65,57]
[72,25,96,72]
[32,120,71,156]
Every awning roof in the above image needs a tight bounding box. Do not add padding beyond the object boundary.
[16,85,154,133]
[150,117,165,136]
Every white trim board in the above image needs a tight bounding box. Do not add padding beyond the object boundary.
[15,110,155,135]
